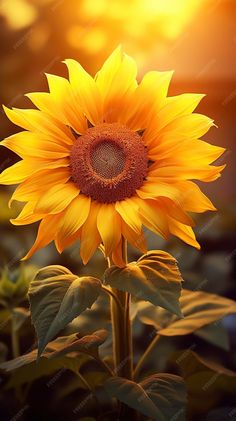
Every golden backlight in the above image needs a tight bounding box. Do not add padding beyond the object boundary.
[0,0,204,69]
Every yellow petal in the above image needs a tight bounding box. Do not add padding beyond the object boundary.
[97,204,121,257]
[0,160,33,185]
[137,181,179,201]
[95,46,137,123]
[168,217,200,249]
[148,137,225,165]
[123,70,173,130]
[174,181,216,213]
[46,73,87,134]
[121,220,147,254]
[9,167,70,205]
[34,182,79,214]
[27,74,87,134]
[0,158,69,185]
[144,93,205,145]
[115,197,142,234]
[80,201,101,264]
[25,92,53,115]
[177,140,225,164]
[158,197,194,227]
[137,198,169,239]
[22,214,62,260]
[3,106,74,144]
[64,59,102,125]
[148,164,225,183]
[161,113,214,140]
[55,227,81,253]
[136,180,213,222]
[1,131,70,159]
[56,194,91,249]
[11,201,45,225]
[111,239,125,268]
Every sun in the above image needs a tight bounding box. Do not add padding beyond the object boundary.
[0,46,225,266]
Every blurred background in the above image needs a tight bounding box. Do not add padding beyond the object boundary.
[0,1,236,420]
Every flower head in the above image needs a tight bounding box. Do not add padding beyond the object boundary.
[0,47,225,266]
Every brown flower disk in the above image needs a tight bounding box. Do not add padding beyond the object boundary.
[70,123,148,203]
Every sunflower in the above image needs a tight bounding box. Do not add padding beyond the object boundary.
[0,47,225,266]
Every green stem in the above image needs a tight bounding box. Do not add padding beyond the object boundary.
[109,239,133,379]
[101,285,123,313]
[77,371,102,418]
[134,334,161,380]
[93,355,115,377]
[109,238,137,419]
[77,371,93,392]
[110,288,133,378]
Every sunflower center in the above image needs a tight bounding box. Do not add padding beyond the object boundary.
[91,140,125,179]
[70,123,148,203]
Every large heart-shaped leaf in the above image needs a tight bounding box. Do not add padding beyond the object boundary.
[104,377,165,421]
[28,265,102,356]
[104,251,183,316]
[140,373,187,421]
[35,265,73,279]
[104,373,186,421]
[137,289,236,340]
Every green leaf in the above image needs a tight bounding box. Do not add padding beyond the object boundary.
[104,377,165,421]
[104,373,186,421]
[137,289,236,340]
[159,289,236,336]
[195,323,230,351]
[104,250,183,316]
[0,334,77,372]
[174,350,236,415]
[49,329,108,359]
[35,265,72,279]
[137,301,171,330]
[57,370,109,401]
[140,373,187,421]
[0,334,89,388]
[28,265,102,356]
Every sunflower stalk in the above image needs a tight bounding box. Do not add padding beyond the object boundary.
[109,238,138,418]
